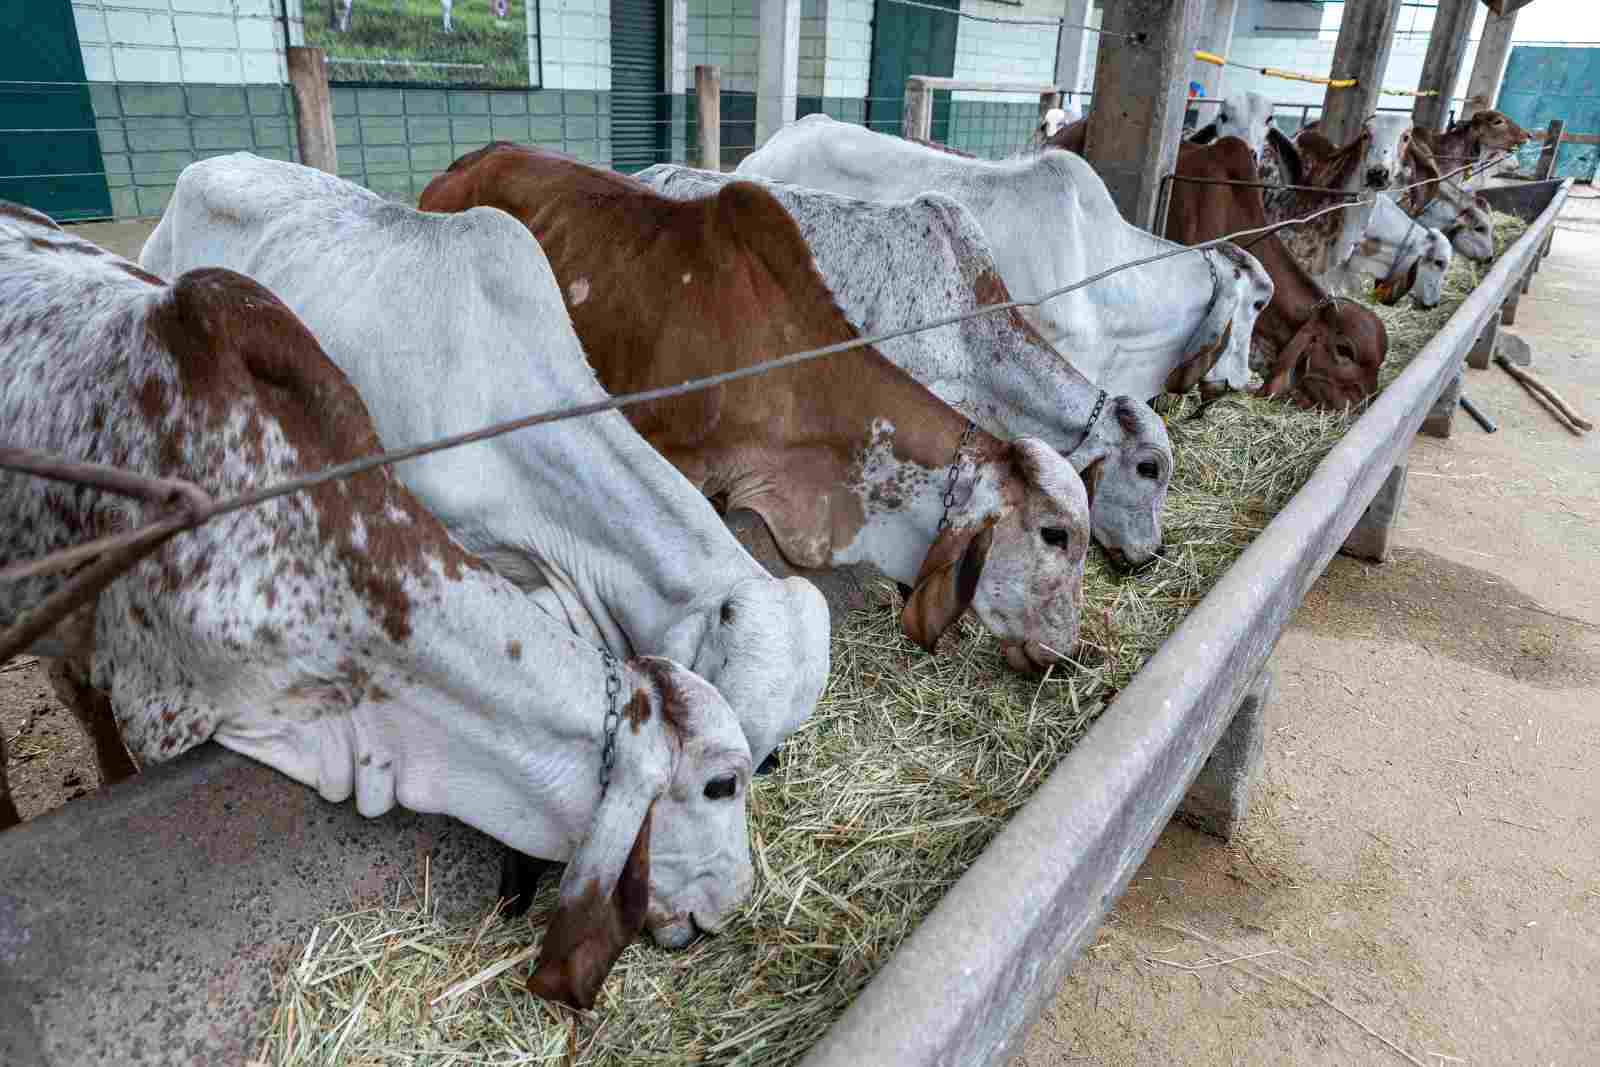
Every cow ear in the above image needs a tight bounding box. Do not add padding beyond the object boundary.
[1267,127,1302,185]
[527,740,661,1010]
[901,521,995,653]
[1259,319,1319,399]
[1168,318,1233,395]
[1374,255,1414,305]
[1406,141,1441,211]
[1190,123,1218,145]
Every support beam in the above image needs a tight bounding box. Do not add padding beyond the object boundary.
[1467,310,1501,370]
[696,65,722,171]
[1413,0,1476,133]
[1340,461,1407,563]
[1320,0,1404,147]
[1084,0,1205,230]
[903,78,933,141]
[1461,8,1519,120]
[1053,0,1094,98]
[1535,119,1566,180]
[1178,667,1271,840]
[1420,369,1463,438]
[755,0,801,147]
[286,47,337,175]
[1192,0,1239,102]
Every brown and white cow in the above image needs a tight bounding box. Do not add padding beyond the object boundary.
[1412,109,1533,189]
[419,143,1092,673]
[1165,139,1390,411]
[0,201,754,1006]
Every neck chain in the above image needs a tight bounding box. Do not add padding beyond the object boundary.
[1069,389,1109,457]
[598,648,623,794]
[936,421,978,533]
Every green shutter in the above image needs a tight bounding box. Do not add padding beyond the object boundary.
[0,0,112,221]
[867,0,959,144]
[610,0,664,172]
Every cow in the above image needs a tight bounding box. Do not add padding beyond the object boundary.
[418,143,1092,675]
[1412,109,1532,189]
[637,162,1172,570]
[1349,194,1454,309]
[1035,105,1082,144]
[1189,90,1277,160]
[736,114,1275,403]
[142,153,830,777]
[335,0,508,34]
[1415,179,1496,262]
[1163,138,1389,411]
[0,201,752,1008]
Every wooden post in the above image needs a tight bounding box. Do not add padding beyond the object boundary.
[1412,0,1475,133]
[1319,0,1403,148]
[1083,0,1205,230]
[1461,8,1519,121]
[695,65,722,172]
[903,77,933,141]
[1467,310,1501,370]
[286,47,337,175]
[1535,118,1566,180]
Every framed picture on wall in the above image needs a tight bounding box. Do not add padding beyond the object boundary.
[302,0,539,88]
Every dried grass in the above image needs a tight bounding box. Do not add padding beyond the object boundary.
[256,214,1528,1067]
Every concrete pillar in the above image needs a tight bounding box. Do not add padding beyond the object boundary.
[1179,667,1271,841]
[1340,461,1407,563]
[1420,369,1463,438]
[1320,0,1404,147]
[1467,310,1501,370]
[1192,0,1238,102]
[1084,0,1205,230]
[1054,0,1094,98]
[1413,0,1476,133]
[1461,8,1519,120]
[756,0,802,147]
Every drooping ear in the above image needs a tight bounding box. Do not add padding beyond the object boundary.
[1078,457,1104,508]
[1259,319,1319,399]
[1190,123,1218,145]
[1373,255,1416,306]
[526,781,658,1010]
[1267,127,1303,186]
[1168,319,1233,395]
[901,521,995,653]
[1405,140,1441,212]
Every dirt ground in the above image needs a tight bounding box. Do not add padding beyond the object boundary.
[5,207,1598,1065]
[1020,198,1600,1066]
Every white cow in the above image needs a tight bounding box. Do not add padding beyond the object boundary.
[637,162,1173,569]
[141,154,830,772]
[738,114,1274,402]
[1191,90,1276,160]
[1036,105,1083,143]
[0,202,751,1006]
[1415,179,1496,262]
[1345,194,1453,308]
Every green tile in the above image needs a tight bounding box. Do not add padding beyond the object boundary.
[338,158,367,180]
[89,84,121,118]
[530,91,562,115]
[332,88,358,116]
[448,91,489,114]
[360,117,407,145]
[136,186,175,216]
[186,85,248,117]
[450,117,493,144]
[254,117,293,148]
[125,124,191,152]
[405,89,449,115]
[130,151,195,180]
[110,187,140,219]
[489,91,526,115]
[565,116,597,140]
[105,170,132,188]
[367,171,413,199]
[254,145,293,163]
[530,116,562,140]
[119,84,186,118]
[248,87,285,115]
[334,118,362,146]
[192,121,255,151]
[363,144,409,171]
[102,153,132,176]
[409,143,457,170]
[95,125,128,154]
[358,89,405,116]
[406,116,452,144]
[564,92,597,115]
[568,140,599,163]
[491,115,531,141]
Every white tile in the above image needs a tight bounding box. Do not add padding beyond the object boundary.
[171,0,233,13]
[183,49,243,83]
[233,0,279,14]
[241,49,284,84]
[236,18,279,51]
[82,44,115,81]
[175,14,240,49]
[111,46,184,82]
[106,9,176,47]
[74,5,107,43]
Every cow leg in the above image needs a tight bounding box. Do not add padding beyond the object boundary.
[498,848,561,918]
[0,732,21,830]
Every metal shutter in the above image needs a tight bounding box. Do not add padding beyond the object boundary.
[610,0,664,172]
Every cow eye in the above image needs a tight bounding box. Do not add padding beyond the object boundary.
[1039,526,1073,549]
[1220,112,1230,123]
[704,774,738,800]
[1137,460,1160,479]
[1335,342,1358,363]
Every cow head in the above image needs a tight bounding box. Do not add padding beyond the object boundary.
[1447,193,1496,262]
[1177,245,1274,394]
[529,658,753,1009]
[1466,110,1533,154]
[1363,114,1416,190]
[1035,105,1081,145]
[901,438,1089,673]
[1192,91,1276,161]
[1375,228,1452,309]
[1074,396,1171,570]
[1259,298,1387,411]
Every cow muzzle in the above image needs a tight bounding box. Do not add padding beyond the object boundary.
[1365,166,1391,189]
[1000,639,1066,674]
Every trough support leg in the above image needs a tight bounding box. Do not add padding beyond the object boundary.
[1420,369,1463,439]
[1179,667,1272,840]
[1521,264,1535,295]
[1467,310,1501,370]
[1501,288,1521,326]
[1340,461,1407,563]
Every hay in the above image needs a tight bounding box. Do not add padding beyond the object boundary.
[256,213,1529,1067]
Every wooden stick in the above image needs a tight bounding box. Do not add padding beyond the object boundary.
[1496,356,1594,433]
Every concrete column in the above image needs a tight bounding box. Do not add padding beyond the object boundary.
[1467,310,1501,370]
[1054,0,1094,97]
[1084,0,1205,230]
[1320,0,1404,147]
[1179,667,1272,841]
[1413,0,1476,132]
[663,0,689,94]
[756,0,802,147]
[1461,8,1519,120]
[1420,369,1463,438]
[1192,0,1238,102]
[1340,460,1407,563]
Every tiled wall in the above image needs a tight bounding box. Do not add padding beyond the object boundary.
[540,0,611,91]
[72,0,294,84]
[90,81,299,218]
[688,0,760,94]
[946,100,1035,157]
[799,0,871,100]
[950,0,1056,104]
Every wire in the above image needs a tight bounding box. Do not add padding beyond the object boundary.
[875,0,1141,36]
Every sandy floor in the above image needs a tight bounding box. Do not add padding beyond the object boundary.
[1021,196,1600,1066]
[6,205,1598,1066]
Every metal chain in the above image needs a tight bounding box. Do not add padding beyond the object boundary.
[936,421,978,533]
[598,648,623,794]
[1068,389,1109,457]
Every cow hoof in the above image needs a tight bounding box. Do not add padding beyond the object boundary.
[755,748,782,776]
[498,848,561,918]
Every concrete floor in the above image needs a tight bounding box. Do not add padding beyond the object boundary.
[1022,195,1600,1066]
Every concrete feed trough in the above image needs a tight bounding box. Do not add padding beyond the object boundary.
[0,181,1570,1067]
